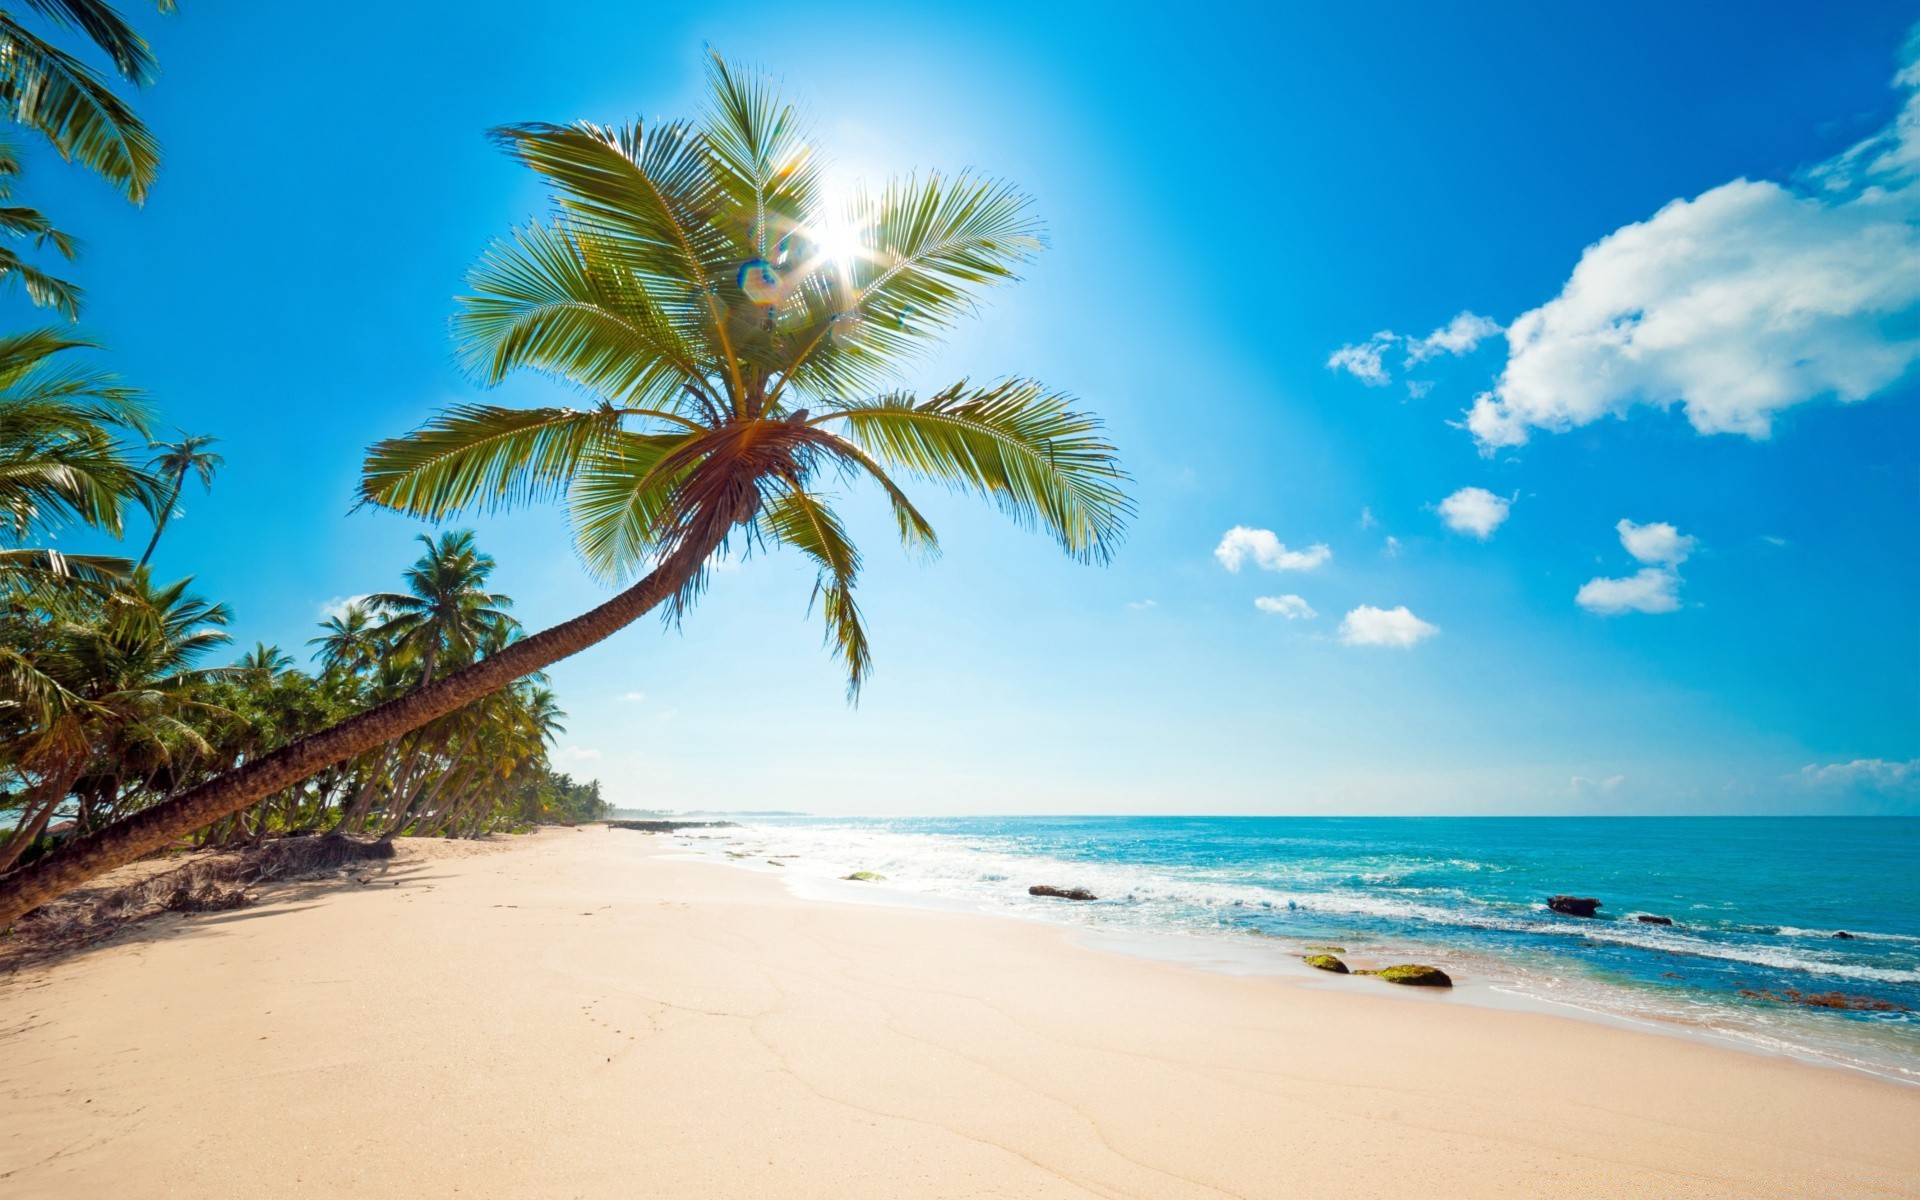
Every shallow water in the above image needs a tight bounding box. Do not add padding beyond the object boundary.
[678,815,1920,1083]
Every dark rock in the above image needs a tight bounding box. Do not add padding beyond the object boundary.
[1833,930,1855,940]
[1738,987,1906,1013]
[1303,954,1348,973]
[1547,895,1602,918]
[1635,914,1674,926]
[1377,964,1452,987]
[1029,885,1097,901]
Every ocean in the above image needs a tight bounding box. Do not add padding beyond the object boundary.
[673,815,1920,1083]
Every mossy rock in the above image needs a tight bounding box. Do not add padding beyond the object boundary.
[1376,964,1452,988]
[843,871,885,882]
[1305,945,1347,954]
[1303,954,1349,974]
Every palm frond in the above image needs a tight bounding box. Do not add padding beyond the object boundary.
[820,379,1131,563]
[0,244,80,317]
[760,485,870,697]
[358,403,628,520]
[565,429,699,582]
[0,15,160,201]
[18,0,160,84]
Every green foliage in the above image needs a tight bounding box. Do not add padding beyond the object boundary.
[361,54,1131,696]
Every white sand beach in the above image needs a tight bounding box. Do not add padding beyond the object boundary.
[3,827,1917,1199]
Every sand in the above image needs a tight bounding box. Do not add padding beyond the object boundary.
[2,827,1916,1199]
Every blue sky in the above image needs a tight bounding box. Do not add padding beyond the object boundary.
[27,1,1920,814]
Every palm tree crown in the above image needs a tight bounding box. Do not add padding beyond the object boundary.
[362,54,1131,695]
[134,431,221,569]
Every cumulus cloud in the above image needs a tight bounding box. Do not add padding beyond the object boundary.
[1407,311,1504,363]
[1328,312,1503,385]
[1577,519,1698,614]
[1616,518,1695,567]
[1338,605,1438,647]
[1327,334,1395,385]
[1795,758,1919,790]
[1575,567,1681,615]
[1464,30,1920,449]
[1254,594,1316,619]
[1214,527,1331,572]
[1437,487,1512,539]
[319,594,374,622]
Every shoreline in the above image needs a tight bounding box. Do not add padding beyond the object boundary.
[674,818,1920,1088]
[4,826,1917,1197]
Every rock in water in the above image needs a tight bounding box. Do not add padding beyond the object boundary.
[1833,930,1855,940]
[1303,954,1349,973]
[1377,964,1453,987]
[843,871,885,882]
[1028,885,1097,901]
[1635,914,1674,925]
[1547,895,1602,918]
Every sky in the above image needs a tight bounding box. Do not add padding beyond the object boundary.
[22,0,1920,815]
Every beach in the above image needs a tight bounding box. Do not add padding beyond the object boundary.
[3,827,1917,1199]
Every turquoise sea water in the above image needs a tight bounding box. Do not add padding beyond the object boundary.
[690,816,1920,1082]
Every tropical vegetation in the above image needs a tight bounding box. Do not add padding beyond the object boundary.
[0,53,1127,924]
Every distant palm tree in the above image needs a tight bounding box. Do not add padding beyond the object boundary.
[0,328,153,588]
[309,601,382,677]
[366,530,514,684]
[134,433,220,568]
[0,55,1131,922]
[0,0,178,313]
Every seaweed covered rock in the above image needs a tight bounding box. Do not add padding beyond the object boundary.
[1303,954,1349,974]
[1029,885,1097,901]
[1547,895,1602,918]
[1376,964,1453,987]
[1833,930,1855,940]
[1635,914,1674,926]
[843,871,885,882]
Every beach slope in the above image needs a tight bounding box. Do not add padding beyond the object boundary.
[3,828,1916,1198]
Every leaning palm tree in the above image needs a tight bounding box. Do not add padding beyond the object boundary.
[0,55,1130,922]
[0,1,178,313]
[134,432,221,568]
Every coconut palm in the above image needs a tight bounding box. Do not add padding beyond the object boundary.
[134,432,220,568]
[309,601,382,676]
[0,54,1130,923]
[0,1,179,313]
[366,529,514,684]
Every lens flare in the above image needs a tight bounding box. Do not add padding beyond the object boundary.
[738,258,781,305]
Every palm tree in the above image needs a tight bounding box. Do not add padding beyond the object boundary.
[309,601,382,676]
[0,327,153,588]
[0,568,232,869]
[134,433,221,568]
[0,141,80,317]
[366,530,514,684]
[0,1,178,314]
[0,55,1131,922]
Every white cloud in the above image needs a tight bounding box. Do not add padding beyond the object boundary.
[1465,32,1920,449]
[1405,379,1434,400]
[1359,506,1378,530]
[1383,535,1402,557]
[1437,487,1512,539]
[1575,567,1681,615]
[1327,333,1395,385]
[1338,605,1438,647]
[1214,527,1331,573]
[621,691,646,702]
[1616,519,1695,567]
[1795,758,1919,791]
[1569,774,1626,795]
[319,594,374,622]
[1126,599,1158,610]
[558,746,604,761]
[1329,312,1502,385]
[1254,594,1316,619]
[1407,311,1504,363]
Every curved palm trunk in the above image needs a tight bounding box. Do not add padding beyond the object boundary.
[0,532,722,925]
[135,469,186,570]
